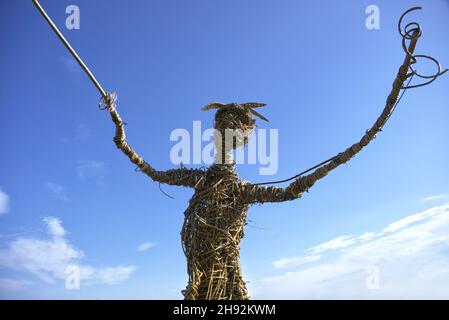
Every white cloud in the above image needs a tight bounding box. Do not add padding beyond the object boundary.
[0,278,31,292]
[74,124,91,140]
[357,232,376,242]
[92,266,137,285]
[46,183,70,202]
[382,205,443,233]
[77,160,106,182]
[254,204,449,299]
[272,255,321,269]
[43,217,66,238]
[308,235,356,254]
[0,217,136,287]
[419,194,449,204]
[137,242,156,252]
[59,56,81,74]
[0,188,10,215]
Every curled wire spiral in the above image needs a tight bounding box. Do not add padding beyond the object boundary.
[399,7,448,89]
[98,92,118,111]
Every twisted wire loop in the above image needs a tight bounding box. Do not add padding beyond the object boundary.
[98,92,117,111]
[399,7,448,89]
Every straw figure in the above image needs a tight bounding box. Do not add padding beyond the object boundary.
[32,1,446,300]
[104,17,443,298]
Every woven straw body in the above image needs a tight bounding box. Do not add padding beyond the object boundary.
[181,164,249,300]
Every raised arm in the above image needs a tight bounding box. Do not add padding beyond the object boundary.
[241,29,420,204]
[104,96,205,188]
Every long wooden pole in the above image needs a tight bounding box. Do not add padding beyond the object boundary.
[32,0,107,98]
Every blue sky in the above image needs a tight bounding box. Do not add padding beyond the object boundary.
[0,0,448,299]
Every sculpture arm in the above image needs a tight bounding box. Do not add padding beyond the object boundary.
[241,30,419,204]
[107,99,205,188]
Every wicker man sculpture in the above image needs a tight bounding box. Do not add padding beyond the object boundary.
[33,2,446,300]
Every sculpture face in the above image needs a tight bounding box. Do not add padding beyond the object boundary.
[202,102,267,164]
[214,105,256,149]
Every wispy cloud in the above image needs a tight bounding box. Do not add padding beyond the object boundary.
[91,266,137,285]
[59,56,81,74]
[357,232,376,242]
[255,204,449,299]
[137,242,156,252]
[0,188,10,215]
[272,255,321,269]
[381,205,443,233]
[46,183,71,202]
[76,160,107,183]
[0,278,31,293]
[308,235,356,254]
[74,124,91,141]
[43,217,66,238]
[0,217,136,288]
[419,194,449,204]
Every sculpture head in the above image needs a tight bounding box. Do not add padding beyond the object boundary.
[202,102,268,151]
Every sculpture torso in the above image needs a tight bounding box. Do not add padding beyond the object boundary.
[181,164,250,299]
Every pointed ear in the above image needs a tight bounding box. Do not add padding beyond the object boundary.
[242,102,267,109]
[249,109,269,122]
[202,102,225,111]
